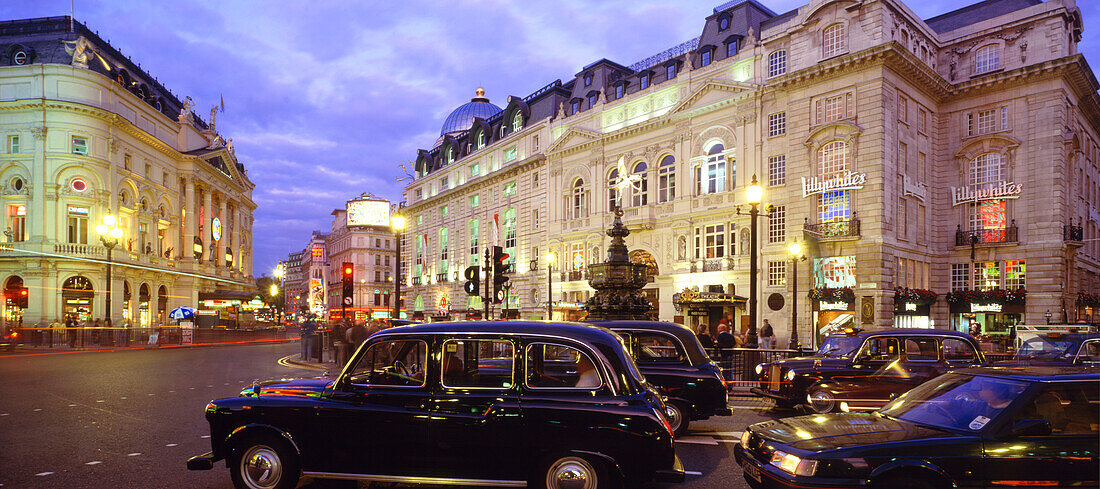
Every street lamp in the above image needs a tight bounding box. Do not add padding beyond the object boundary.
[544,251,556,320]
[95,214,124,324]
[745,174,763,348]
[391,214,406,321]
[273,263,285,324]
[1045,309,1052,325]
[788,242,807,350]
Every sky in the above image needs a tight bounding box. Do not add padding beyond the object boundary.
[2,0,1098,277]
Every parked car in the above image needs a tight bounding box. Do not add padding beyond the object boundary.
[588,320,732,436]
[187,321,684,489]
[735,366,1099,489]
[752,328,986,413]
[999,332,1100,366]
[0,327,19,351]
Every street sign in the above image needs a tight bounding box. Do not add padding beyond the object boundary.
[343,296,353,306]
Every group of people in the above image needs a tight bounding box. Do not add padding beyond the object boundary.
[7,316,132,348]
[298,316,397,362]
[694,314,778,350]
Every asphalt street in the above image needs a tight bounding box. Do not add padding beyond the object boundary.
[0,342,782,489]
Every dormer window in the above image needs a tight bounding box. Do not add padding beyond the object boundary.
[584,73,592,87]
[587,91,598,108]
[666,64,677,80]
[726,38,738,58]
[615,84,624,99]
[700,49,712,67]
[974,44,1001,74]
[571,99,581,114]
[639,73,650,90]
[512,111,523,132]
[477,132,485,149]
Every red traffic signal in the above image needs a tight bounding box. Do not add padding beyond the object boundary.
[343,264,353,276]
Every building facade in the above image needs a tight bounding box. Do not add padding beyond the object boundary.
[282,251,304,319]
[323,195,399,321]
[403,0,1099,345]
[0,17,256,327]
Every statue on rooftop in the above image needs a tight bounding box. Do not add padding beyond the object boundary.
[61,36,93,69]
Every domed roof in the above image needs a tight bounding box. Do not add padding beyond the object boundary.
[440,88,502,136]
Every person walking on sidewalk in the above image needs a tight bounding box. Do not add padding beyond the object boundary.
[759,319,776,349]
[347,321,368,349]
[48,318,61,348]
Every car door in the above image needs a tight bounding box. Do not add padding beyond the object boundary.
[982,381,1100,488]
[943,337,984,370]
[844,337,907,407]
[314,336,431,475]
[428,336,526,482]
[900,336,943,390]
[631,331,693,396]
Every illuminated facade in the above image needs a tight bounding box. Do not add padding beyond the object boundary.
[323,195,399,321]
[404,0,1098,341]
[0,17,256,327]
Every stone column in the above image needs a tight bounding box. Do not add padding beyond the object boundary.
[230,202,240,272]
[202,186,212,263]
[181,177,195,262]
[217,195,227,266]
[30,127,47,243]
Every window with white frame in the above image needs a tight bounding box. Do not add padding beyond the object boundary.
[974,44,1000,74]
[512,111,523,132]
[632,161,648,206]
[822,23,847,58]
[769,205,785,243]
[768,50,787,77]
[503,181,517,196]
[700,49,712,67]
[572,178,587,218]
[439,228,449,273]
[768,155,786,186]
[823,94,847,123]
[819,190,850,223]
[768,261,786,286]
[819,141,848,176]
[969,153,1005,187]
[7,135,18,154]
[768,112,786,137]
[973,261,1001,290]
[1005,260,1025,289]
[698,144,727,195]
[469,194,479,207]
[658,155,676,203]
[607,168,619,210]
[469,219,479,263]
[503,208,517,263]
[703,224,726,259]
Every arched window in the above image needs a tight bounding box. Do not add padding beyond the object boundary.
[658,155,676,203]
[607,168,619,210]
[632,161,648,207]
[414,294,423,311]
[823,23,847,58]
[511,111,523,132]
[697,143,726,195]
[768,50,787,77]
[476,130,485,149]
[572,178,587,218]
[974,44,1000,74]
[818,141,848,176]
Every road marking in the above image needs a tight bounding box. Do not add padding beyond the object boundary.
[127,453,141,457]
[712,431,744,436]
[685,470,703,476]
[166,443,178,447]
[169,390,175,393]
[224,383,230,385]
[147,393,155,396]
[35,472,53,476]
[675,436,718,445]
[189,387,195,390]
[68,404,77,407]
[120,397,127,400]
[85,461,102,465]
[0,413,8,416]
[33,408,42,411]
[207,385,213,388]
[201,435,210,439]
[729,406,766,410]
[96,400,105,403]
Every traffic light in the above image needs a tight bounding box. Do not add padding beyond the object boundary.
[492,246,509,304]
[463,266,480,296]
[341,262,354,307]
[16,287,27,309]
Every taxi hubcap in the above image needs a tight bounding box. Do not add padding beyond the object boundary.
[810,391,835,413]
[547,456,597,489]
[241,445,282,489]
[666,405,683,433]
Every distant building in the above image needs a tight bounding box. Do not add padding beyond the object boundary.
[282,251,304,319]
[0,17,256,327]
[402,0,1098,344]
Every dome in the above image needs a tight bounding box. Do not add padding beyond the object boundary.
[440,88,502,136]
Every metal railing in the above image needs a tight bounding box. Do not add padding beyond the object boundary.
[704,347,808,387]
[6,326,288,349]
[805,218,861,239]
[1065,223,1084,243]
[955,224,1018,246]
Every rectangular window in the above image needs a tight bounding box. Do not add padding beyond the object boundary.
[768,50,787,77]
[532,135,539,152]
[917,152,927,181]
[639,73,649,90]
[704,224,725,259]
[898,198,908,239]
[469,219,479,258]
[658,161,675,203]
[67,213,88,244]
[666,64,676,80]
[700,50,711,67]
[8,204,26,242]
[897,95,908,123]
[615,84,624,99]
[532,172,539,188]
[469,163,480,177]
[1005,260,1025,289]
[768,260,787,286]
[441,205,449,218]
[899,142,908,175]
[504,147,517,162]
[504,209,517,253]
[532,209,539,229]
[917,108,927,134]
[822,94,848,123]
[726,40,737,58]
[72,136,88,155]
[768,112,786,137]
[439,177,449,191]
[347,339,426,387]
[769,205,785,243]
[768,155,786,186]
[974,261,1001,290]
[469,195,479,207]
[503,181,517,196]
[7,135,18,154]
[977,109,997,134]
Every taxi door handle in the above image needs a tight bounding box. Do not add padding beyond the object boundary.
[404,402,428,412]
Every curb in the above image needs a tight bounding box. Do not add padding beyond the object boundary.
[284,353,337,371]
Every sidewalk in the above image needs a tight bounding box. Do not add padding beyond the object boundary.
[2,336,294,354]
[284,353,340,371]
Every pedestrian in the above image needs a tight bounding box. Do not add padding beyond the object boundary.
[696,325,714,350]
[48,317,61,348]
[347,321,368,349]
[66,317,77,348]
[759,319,776,349]
[103,317,114,346]
[715,325,736,381]
[300,315,316,360]
[92,318,102,345]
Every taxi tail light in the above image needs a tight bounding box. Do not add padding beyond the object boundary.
[653,406,673,436]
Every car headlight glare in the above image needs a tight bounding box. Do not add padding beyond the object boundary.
[755,363,765,375]
[740,430,752,449]
[770,450,818,477]
[786,370,797,381]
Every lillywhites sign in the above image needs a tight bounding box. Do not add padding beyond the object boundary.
[951,181,1022,206]
[902,176,927,201]
[971,303,1003,312]
[819,300,849,311]
[801,170,867,198]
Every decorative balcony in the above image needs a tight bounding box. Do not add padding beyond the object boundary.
[690,258,736,273]
[412,276,422,286]
[956,222,1018,246]
[436,273,450,283]
[562,270,587,282]
[622,206,657,230]
[1065,222,1084,246]
[804,218,861,241]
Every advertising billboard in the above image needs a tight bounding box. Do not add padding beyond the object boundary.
[346,199,390,227]
[813,256,856,288]
[309,278,325,315]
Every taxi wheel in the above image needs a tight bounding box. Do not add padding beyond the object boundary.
[541,455,609,489]
[229,434,300,489]
[807,388,837,414]
[665,401,690,437]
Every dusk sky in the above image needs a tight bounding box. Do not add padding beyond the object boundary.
[2,0,1097,277]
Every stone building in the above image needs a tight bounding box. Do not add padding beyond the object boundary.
[322,195,399,321]
[402,0,1098,345]
[0,17,256,327]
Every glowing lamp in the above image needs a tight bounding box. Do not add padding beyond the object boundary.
[746,176,763,204]
[391,215,406,231]
[544,251,556,265]
[789,243,802,257]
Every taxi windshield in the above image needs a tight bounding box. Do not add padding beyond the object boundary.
[817,335,861,357]
[1017,338,1076,358]
[878,374,1029,432]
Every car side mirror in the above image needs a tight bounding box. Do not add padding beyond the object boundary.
[888,392,900,401]
[1006,419,1051,438]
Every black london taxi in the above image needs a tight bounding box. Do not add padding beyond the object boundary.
[735,367,1099,489]
[187,321,684,489]
[588,320,731,436]
[1000,332,1100,366]
[752,328,986,413]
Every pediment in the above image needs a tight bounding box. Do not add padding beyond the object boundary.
[545,126,603,154]
[666,79,754,115]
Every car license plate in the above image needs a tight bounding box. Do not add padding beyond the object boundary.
[742,459,762,482]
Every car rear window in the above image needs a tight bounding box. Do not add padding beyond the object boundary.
[525,343,602,390]
[904,337,939,361]
[635,333,685,364]
[441,339,514,389]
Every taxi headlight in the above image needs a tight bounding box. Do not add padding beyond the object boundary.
[786,370,797,381]
[740,430,752,448]
[770,450,818,477]
[755,363,765,375]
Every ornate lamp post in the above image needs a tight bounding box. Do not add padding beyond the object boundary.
[391,214,406,320]
[544,251,556,319]
[788,242,807,349]
[745,175,763,348]
[273,263,285,324]
[95,215,124,323]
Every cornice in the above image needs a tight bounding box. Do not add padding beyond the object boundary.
[404,155,546,213]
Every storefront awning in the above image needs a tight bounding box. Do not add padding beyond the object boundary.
[673,290,747,305]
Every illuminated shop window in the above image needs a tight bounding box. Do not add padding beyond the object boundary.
[973,261,1001,290]
[1005,260,1025,289]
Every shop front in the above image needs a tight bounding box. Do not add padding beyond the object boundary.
[893,288,937,329]
[811,294,855,346]
[197,291,265,329]
[1075,293,1099,324]
[672,288,746,336]
[946,289,1026,344]
[62,276,94,321]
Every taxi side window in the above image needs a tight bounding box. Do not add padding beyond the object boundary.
[346,339,427,387]
[942,338,980,363]
[1076,341,1100,364]
[903,337,939,361]
[441,339,514,389]
[857,337,899,362]
[635,333,685,364]
[526,343,602,389]
[1012,382,1099,435]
